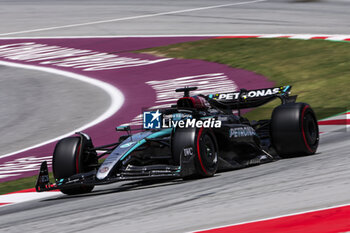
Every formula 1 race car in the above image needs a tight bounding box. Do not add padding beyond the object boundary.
[36,86,319,195]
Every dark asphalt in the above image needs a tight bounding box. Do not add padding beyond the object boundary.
[0,0,349,232]
[0,132,349,233]
[0,65,109,156]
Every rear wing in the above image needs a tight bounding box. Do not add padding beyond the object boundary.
[207,86,296,109]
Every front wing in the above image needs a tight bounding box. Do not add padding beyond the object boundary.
[35,161,190,192]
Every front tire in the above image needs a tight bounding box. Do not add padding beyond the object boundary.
[53,135,97,195]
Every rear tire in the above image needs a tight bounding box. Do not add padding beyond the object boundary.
[271,103,319,157]
[195,128,218,177]
[53,136,97,195]
[172,127,218,178]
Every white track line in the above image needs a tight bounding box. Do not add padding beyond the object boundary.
[0,0,267,37]
[1,34,349,40]
[191,202,350,232]
[0,34,262,40]
[0,60,124,160]
[0,192,61,206]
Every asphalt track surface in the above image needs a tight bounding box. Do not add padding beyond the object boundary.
[1,132,350,233]
[0,65,110,156]
[0,0,349,37]
[0,0,350,232]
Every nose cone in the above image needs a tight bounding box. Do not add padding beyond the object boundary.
[95,131,155,181]
[96,166,110,180]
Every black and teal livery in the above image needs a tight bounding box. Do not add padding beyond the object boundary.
[36,86,319,195]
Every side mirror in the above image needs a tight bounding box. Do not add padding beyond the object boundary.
[116,125,130,132]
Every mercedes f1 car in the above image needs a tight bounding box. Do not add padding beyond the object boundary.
[36,86,319,195]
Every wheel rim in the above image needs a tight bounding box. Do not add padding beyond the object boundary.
[304,112,318,146]
[200,134,217,170]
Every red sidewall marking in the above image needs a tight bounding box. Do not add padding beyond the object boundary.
[318,119,350,125]
[197,127,208,175]
[195,205,350,233]
[75,144,81,173]
[301,105,313,153]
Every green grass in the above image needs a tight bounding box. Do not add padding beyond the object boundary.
[0,172,53,195]
[0,158,107,195]
[140,38,350,120]
[2,38,350,195]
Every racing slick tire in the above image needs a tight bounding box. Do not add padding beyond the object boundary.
[53,135,97,195]
[195,128,218,177]
[172,128,218,178]
[271,102,319,157]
